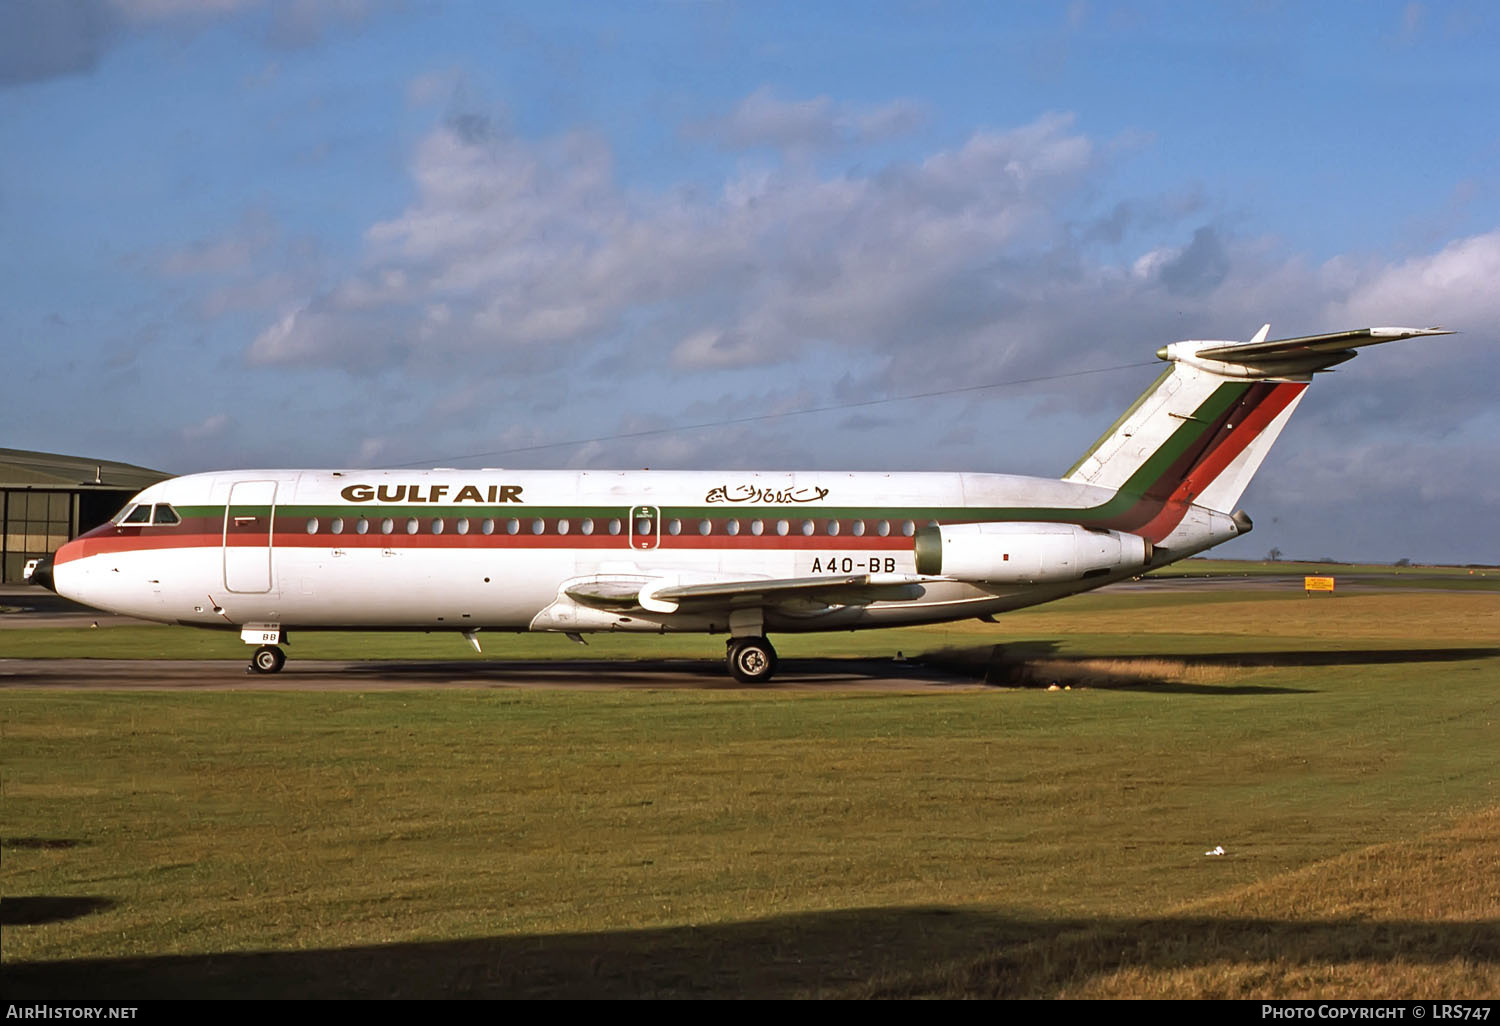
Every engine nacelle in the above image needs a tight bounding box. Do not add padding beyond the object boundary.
[914,521,1152,584]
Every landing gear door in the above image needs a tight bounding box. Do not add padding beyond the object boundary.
[629,505,659,551]
[224,480,277,593]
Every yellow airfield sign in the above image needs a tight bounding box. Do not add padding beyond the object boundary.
[1304,576,1336,593]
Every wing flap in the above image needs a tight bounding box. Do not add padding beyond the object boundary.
[653,573,867,602]
[564,572,941,615]
[642,573,935,613]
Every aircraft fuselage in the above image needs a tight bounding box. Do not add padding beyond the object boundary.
[50,467,1240,636]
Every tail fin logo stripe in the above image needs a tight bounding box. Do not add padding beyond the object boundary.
[1130,381,1307,541]
[1114,381,1253,502]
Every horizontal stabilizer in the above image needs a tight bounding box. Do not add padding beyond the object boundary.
[1192,326,1453,362]
[1158,326,1453,378]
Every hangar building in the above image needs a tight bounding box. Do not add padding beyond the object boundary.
[1,449,170,582]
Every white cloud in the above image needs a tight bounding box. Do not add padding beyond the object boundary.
[690,86,925,151]
[248,106,1109,378]
[180,412,230,441]
[1327,229,1500,329]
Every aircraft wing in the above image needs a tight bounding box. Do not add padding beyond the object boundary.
[649,573,931,609]
[567,573,937,615]
[1194,326,1452,362]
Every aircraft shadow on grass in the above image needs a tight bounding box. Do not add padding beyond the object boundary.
[1,895,114,926]
[911,641,1500,694]
[10,645,1491,693]
[5,905,1498,998]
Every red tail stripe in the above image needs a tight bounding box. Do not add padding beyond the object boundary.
[1134,381,1305,541]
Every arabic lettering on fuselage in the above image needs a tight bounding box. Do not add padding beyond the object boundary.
[705,483,830,504]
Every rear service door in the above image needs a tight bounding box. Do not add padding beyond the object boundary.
[223,480,277,593]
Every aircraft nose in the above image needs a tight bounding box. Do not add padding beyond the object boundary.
[29,553,56,592]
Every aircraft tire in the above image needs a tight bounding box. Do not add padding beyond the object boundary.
[727,637,777,684]
[250,645,286,674]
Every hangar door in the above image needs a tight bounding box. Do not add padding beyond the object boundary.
[223,480,277,593]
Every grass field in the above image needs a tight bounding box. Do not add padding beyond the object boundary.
[3,589,1498,998]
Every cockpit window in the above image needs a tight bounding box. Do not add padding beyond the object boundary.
[116,503,181,526]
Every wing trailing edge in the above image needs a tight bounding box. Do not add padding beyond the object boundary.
[644,573,933,612]
[566,573,937,616]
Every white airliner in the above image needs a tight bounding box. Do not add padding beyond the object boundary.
[32,325,1449,682]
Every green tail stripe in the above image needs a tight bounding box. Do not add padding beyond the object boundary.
[1115,381,1250,500]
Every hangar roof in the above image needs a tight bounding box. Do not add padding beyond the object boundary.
[0,448,170,491]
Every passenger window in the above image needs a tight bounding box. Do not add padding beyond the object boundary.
[581,518,594,536]
[531,519,545,535]
[330,517,344,535]
[557,518,570,535]
[876,520,890,537]
[750,520,764,536]
[827,520,840,536]
[152,504,181,525]
[851,520,866,537]
[667,519,681,536]
[481,519,495,535]
[726,519,740,536]
[902,519,916,537]
[432,518,445,535]
[608,519,622,535]
[381,518,394,534]
[355,518,369,535]
[800,519,814,536]
[456,518,469,535]
[775,519,789,536]
[699,519,712,536]
[406,518,420,534]
[306,517,319,534]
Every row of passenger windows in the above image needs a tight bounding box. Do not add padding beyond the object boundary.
[306,516,923,538]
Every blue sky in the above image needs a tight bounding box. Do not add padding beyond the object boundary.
[3,0,1496,563]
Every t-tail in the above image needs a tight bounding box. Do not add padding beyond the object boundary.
[1063,325,1453,533]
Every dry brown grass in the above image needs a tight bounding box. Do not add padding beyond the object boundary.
[920,646,1236,687]
[996,592,1500,645]
[864,806,1500,998]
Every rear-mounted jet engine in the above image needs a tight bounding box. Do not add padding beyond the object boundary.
[914,521,1152,584]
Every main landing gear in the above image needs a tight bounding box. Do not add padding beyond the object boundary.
[726,636,778,684]
[249,645,286,674]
